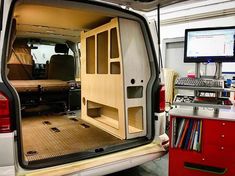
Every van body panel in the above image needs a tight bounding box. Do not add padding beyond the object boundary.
[0,133,15,166]
[0,165,15,176]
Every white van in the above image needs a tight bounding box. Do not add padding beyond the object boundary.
[0,0,180,175]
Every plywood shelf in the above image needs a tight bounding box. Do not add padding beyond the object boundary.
[95,115,119,129]
[129,126,143,133]
[87,101,103,109]
[82,116,122,139]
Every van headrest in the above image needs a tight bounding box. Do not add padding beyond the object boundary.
[55,44,69,54]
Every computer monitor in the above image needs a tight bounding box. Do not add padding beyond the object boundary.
[184,26,235,63]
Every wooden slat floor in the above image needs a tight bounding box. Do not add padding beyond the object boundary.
[22,112,122,162]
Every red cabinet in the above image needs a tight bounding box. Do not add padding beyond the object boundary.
[169,116,235,176]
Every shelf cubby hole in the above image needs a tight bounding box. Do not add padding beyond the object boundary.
[86,35,95,74]
[128,106,143,133]
[97,31,108,74]
[87,100,119,129]
[110,27,119,58]
[110,62,120,74]
[127,86,143,99]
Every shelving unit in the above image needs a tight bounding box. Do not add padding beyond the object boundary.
[173,62,232,110]
[174,86,224,92]
[173,101,232,109]
[171,117,202,151]
[80,18,125,139]
[80,18,150,139]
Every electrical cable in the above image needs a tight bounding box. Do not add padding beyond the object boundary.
[154,5,163,74]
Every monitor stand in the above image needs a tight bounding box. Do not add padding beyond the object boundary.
[194,62,223,112]
[195,62,222,79]
[215,62,222,79]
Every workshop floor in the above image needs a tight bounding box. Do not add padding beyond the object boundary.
[108,153,169,176]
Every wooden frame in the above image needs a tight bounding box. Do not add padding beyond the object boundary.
[81,18,150,139]
[119,18,150,138]
[81,18,125,139]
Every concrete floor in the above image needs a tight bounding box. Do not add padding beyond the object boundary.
[107,154,169,176]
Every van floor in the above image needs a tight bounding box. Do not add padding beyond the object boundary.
[22,111,122,162]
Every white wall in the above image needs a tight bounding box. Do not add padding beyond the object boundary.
[146,0,235,78]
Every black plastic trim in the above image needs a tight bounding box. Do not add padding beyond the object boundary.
[2,0,160,170]
[1,1,21,131]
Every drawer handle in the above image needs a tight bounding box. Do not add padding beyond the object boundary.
[184,162,227,175]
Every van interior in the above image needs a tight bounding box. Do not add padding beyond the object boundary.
[7,0,155,168]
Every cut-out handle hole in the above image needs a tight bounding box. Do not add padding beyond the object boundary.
[83,97,86,105]
[131,79,135,84]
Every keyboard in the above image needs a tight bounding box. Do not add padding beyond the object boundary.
[175,77,224,88]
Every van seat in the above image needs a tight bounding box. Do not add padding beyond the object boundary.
[10,80,70,93]
[48,44,75,81]
[7,40,33,80]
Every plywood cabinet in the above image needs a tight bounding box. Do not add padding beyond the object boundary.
[81,18,150,139]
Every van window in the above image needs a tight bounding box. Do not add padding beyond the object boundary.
[31,44,73,64]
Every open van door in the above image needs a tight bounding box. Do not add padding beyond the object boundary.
[100,0,188,11]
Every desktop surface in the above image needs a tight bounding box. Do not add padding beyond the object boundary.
[170,107,235,121]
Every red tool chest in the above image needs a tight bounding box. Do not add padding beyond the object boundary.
[169,109,235,176]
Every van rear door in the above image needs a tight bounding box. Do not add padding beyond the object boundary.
[0,0,17,175]
[99,0,189,11]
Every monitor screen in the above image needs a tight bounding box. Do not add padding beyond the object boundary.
[184,27,235,63]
